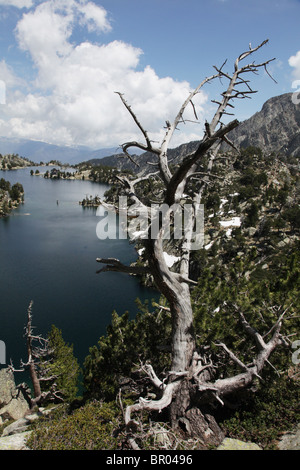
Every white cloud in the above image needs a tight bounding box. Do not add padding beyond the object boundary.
[289,50,300,79]
[1,0,207,149]
[0,0,33,8]
[79,2,112,33]
[0,60,26,88]
[16,0,74,75]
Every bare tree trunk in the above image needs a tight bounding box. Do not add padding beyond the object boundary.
[26,301,42,400]
[28,363,41,400]
[147,237,213,437]
[9,301,64,408]
[96,41,286,449]
[170,286,195,373]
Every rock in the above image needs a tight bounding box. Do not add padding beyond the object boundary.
[0,369,16,407]
[222,93,300,158]
[204,234,211,245]
[1,418,30,437]
[246,227,257,237]
[0,406,58,451]
[217,438,262,450]
[0,431,32,450]
[277,424,300,450]
[0,369,30,422]
[152,424,172,448]
[1,407,58,437]
[0,396,30,423]
[278,237,291,248]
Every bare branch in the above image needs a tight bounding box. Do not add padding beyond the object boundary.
[165,119,239,205]
[160,72,221,154]
[264,63,278,83]
[221,134,239,151]
[118,146,140,167]
[140,363,165,390]
[238,311,267,350]
[129,172,160,187]
[115,92,160,156]
[190,100,198,120]
[96,257,149,275]
[236,39,269,65]
[214,342,249,372]
[187,171,224,181]
[125,381,180,450]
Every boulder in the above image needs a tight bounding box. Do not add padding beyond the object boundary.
[0,431,32,450]
[217,438,262,450]
[1,411,45,437]
[1,418,30,437]
[277,424,300,450]
[0,368,30,423]
[0,397,30,423]
[0,368,16,407]
[246,227,257,237]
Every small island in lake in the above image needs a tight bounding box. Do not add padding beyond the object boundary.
[79,194,102,207]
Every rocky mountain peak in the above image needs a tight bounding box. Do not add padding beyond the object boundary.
[225,92,300,156]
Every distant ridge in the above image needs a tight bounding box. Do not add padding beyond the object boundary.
[0,137,123,165]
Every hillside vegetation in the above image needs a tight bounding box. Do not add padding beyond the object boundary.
[0,153,33,170]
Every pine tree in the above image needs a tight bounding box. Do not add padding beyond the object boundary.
[40,325,81,403]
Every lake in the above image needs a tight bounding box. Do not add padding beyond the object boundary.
[0,167,157,379]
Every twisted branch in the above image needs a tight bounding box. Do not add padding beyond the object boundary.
[96,257,149,275]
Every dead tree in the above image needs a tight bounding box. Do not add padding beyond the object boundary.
[9,301,63,408]
[96,41,289,448]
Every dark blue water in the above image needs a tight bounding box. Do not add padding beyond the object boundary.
[0,168,157,377]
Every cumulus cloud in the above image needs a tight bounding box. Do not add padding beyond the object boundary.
[1,0,207,149]
[79,1,112,33]
[289,50,300,79]
[0,60,26,88]
[0,0,33,8]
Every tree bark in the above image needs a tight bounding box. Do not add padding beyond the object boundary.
[147,236,196,374]
[169,286,195,373]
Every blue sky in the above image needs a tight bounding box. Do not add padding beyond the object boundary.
[0,0,299,149]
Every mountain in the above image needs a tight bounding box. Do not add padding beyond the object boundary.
[87,92,300,174]
[0,137,122,165]
[87,140,201,175]
[224,92,300,156]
